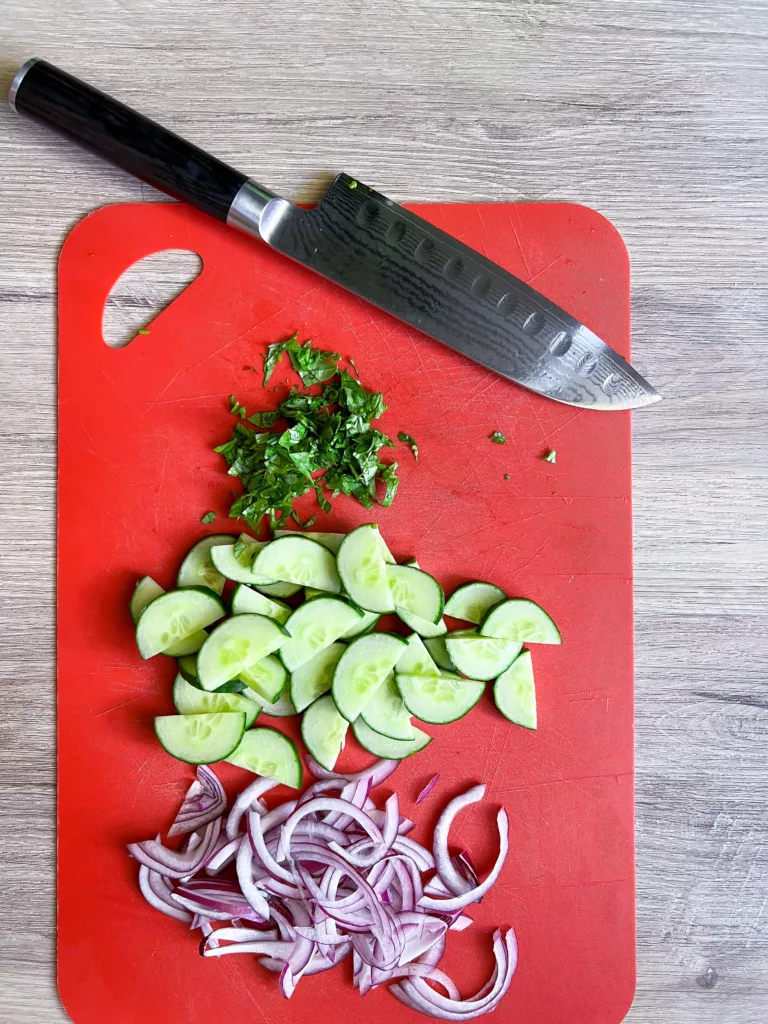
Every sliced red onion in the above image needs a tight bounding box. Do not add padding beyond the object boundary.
[454,850,479,890]
[226,777,277,840]
[248,810,295,883]
[450,914,473,932]
[420,809,508,913]
[305,756,399,789]
[138,866,191,922]
[204,939,295,959]
[128,817,222,879]
[432,784,486,896]
[168,766,227,838]
[205,835,242,875]
[280,798,383,860]
[235,835,270,920]
[392,835,435,872]
[416,773,440,804]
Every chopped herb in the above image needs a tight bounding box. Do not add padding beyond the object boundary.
[348,357,359,376]
[490,432,507,445]
[398,431,419,461]
[201,511,216,524]
[349,180,358,189]
[137,328,151,335]
[232,539,246,559]
[263,331,340,388]
[504,473,511,480]
[542,449,556,464]
[243,365,258,373]
[215,341,403,531]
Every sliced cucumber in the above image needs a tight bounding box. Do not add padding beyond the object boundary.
[444,582,506,624]
[479,598,561,645]
[396,607,448,638]
[340,608,381,639]
[253,536,342,593]
[163,629,209,657]
[210,538,275,586]
[130,578,208,655]
[130,576,165,625]
[136,588,226,660]
[378,532,396,565]
[230,583,292,624]
[226,727,302,788]
[387,565,444,624]
[396,673,485,725]
[172,674,260,727]
[336,524,394,613]
[177,534,233,594]
[352,717,431,759]
[304,587,325,600]
[444,630,522,681]
[396,633,440,677]
[242,687,298,717]
[238,654,288,703]
[197,614,289,691]
[424,637,455,672]
[280,596,361,672]
[332,632,408,722]
[255,579,303,599]
[494,650,536,729]
[177,654,199,683]
[290,642,346,712]
[155,712,245,765]
[360,673,415,741]
[301,694,349,771]
[275,530,345,554]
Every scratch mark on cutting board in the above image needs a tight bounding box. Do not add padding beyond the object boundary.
[507,210,531,279]
[95,695,145,717]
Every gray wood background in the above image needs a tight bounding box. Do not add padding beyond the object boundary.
[1,1,766,1021]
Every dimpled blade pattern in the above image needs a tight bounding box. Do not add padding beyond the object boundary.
[257,174,659,411]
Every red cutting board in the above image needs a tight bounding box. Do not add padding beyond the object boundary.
[58,200,636,1024]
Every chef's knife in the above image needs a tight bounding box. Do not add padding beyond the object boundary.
[9,58,659,410]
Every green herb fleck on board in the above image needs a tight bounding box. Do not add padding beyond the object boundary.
[201,511,216,524]
[398,431,419,461]
[504,473,511,480]
[349,180,358,189]
[137,328,150,335]
[215,338,402,531]
[490,431,507,445]
[542,449,556,464]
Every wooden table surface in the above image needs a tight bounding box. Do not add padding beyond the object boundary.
[1,2,766,1022]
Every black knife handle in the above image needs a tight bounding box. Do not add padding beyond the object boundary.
[10,58,248,222]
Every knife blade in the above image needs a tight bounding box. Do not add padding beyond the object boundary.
[10,58,659,410]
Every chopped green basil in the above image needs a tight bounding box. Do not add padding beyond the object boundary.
[490,432,507,445]
[201,511,216,524]
[543,449,556,463]
[398,431,419,462]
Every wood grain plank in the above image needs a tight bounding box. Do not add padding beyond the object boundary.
[0,1,766,1022]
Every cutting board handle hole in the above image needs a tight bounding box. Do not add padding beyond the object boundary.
[102,249,203,349]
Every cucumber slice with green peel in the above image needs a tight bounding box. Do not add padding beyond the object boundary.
[360,673,415,741]
[238,654,288,703]
[172,674,260,727]
[177,535,234,594]
[396,633,441,677]
[163,629,209,657]
[255,579,303,599]
[396,673,485,725]
[197,614,289,692]
[177,654,199,683]
[230,583,292,624]
[332,632,409,722]
[352,717,431,759]
[155,712,246,765]
[280,597,363,672]
[336,524,394,613]
[479,598,562,645]
[396,607,448,638]
[494,650,537,729]
[387,565,444,623]
[305,587,325,600]
[130,576,165,624]
[253,536,342,593]
[301,694,349,771]
[423,637,455,672]
[340,608,381,639]
[275,530,345,554]
[378,532,396,565]
[136,588,226,660]
[226,727,302,788]
[131,578,209,655]
[242,687,298,717]
[444,582,506,624]
[210,539,275,587]
[444,631,522,681]
[290,642,346,712]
